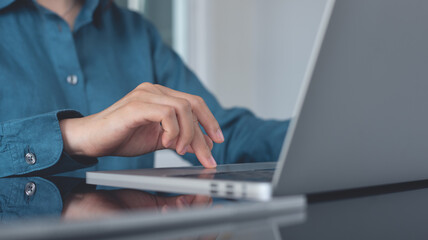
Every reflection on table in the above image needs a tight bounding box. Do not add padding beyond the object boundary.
[0,176,213,221]
[2,175,428,240]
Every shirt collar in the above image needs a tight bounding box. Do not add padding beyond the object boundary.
[0,0,14,10]
[0,0,106,32]
[74,0,101,31]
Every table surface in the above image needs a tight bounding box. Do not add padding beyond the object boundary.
[2,176,428,240]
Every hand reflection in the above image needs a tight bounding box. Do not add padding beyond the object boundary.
[62,189,212,220]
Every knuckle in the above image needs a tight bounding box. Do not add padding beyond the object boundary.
[137,82,153,90]
[128,89,143,98]
[151,84,164,94]
[163,106,176,117]
[178,99,192,112]
[191,95,205,107]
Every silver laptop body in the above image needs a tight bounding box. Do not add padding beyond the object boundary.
[87,0,428,201]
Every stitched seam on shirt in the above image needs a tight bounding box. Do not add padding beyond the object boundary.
[9,143,20,175]
[0,123,4,153]
[6,180,18,209]
[0,123,3,146]
[3,123,20,175]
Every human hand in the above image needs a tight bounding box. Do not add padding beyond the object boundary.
[59,83,224,168]
[62,189,213,220]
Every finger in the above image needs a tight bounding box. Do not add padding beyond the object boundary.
[189,195,213,206]
[122,102,180,148]
[184,134,213,154]
[176,196,190,209]
[135,82,164,94]
[204,134,214,150]
[126,91,195,154]
[153,84,224,144]
[161,205,169,214]
[107,83,165,113]
[191,121,217,168]
[181,195,196,205]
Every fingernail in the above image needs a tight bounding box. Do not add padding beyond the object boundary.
[216,129,224,142]
[178,146,188,155]
[208,155,217,168]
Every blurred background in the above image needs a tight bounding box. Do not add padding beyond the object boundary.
[115,0,328,167]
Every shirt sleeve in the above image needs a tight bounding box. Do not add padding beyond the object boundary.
[0,177,63,222]
[145,20,290,165]
[0,110,97,177]
[0,176,89,222]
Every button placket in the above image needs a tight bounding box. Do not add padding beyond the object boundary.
[66,74,78,85]
[49,17,89,113]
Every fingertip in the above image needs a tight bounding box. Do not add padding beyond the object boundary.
[210,156,217,167]
[203,155,217,168]
[161,205,169,213]
[207,128,224,143]
[215,129,224,143]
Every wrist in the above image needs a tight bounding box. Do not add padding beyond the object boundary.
[60,118,85,156]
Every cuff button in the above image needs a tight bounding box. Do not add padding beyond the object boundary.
[25,182,36,197]
[25,152,37,165]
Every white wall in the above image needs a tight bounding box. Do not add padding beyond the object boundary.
[183,0,328,119]
[155,0,328,167]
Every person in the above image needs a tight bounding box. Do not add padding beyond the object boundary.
[0,0,289,216]
[0,0,289,218]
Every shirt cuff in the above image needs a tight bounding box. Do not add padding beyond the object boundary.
[0,110,97,177]
[0,177,63,221]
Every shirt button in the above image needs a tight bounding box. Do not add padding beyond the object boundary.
[66,75,78,85]
[25,152,37,165]
[25,182,36,197]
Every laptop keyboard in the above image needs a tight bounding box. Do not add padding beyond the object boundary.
[176,169,275,182]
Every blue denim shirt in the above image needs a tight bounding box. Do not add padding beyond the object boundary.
[0,0,289,217]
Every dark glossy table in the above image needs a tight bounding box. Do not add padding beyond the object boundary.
[1,176,428,240]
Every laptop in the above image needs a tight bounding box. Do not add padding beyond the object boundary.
[87,0,428,201]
